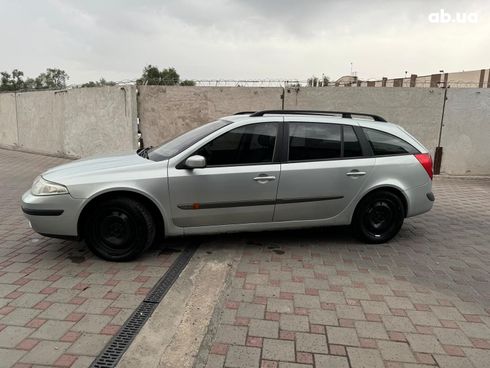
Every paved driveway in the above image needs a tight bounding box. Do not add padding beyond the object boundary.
[195,179,490,367]
[0,149,182,367]
[1,148,489,368]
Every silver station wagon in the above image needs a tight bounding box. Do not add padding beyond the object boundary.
[21,110,434,261]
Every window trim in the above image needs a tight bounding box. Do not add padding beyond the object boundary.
[284,122,367,163]
[361,127,420,157]
[177,122,283,169]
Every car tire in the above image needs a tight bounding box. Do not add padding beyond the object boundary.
[84,197,155,261]
[352,190,404,244]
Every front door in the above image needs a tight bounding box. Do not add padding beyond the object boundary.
[274,120,375,222]
[168,122,281,227]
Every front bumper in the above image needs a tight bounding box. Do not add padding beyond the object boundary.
[21,190,84,237]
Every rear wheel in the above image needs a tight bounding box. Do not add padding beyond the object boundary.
[352,191,404,243]
[84,197,155,261]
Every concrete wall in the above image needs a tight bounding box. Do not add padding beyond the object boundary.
[138,86,283,147]
[1,85,489,175]
[0,86,138,158]
[440,89,490,175]
[283,87,444,154]
[61,86,137,157]
[0,93,18,148]
[16,90,64,155]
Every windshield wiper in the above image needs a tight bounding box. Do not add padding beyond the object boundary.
[137,146,153,159]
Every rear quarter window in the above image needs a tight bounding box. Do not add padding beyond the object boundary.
[363,128,419,156]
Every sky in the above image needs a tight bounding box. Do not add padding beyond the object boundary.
[1,0,489,84]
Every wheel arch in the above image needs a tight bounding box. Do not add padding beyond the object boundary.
[77,189,166,241]
[352,185,408,223]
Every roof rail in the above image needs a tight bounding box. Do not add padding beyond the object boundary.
[233,111,256,115]
[249,110,387,122]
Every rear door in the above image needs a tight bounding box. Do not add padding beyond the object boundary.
[274,118,375,221]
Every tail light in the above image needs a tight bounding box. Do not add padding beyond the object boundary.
[414,153,433,180]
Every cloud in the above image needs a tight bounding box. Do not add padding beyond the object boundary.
[0,0,488,83]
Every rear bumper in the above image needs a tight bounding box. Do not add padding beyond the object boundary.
[21,190,84,237]
[404,181,435,217]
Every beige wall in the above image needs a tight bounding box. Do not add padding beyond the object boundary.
[0,93,18,148]
[138,86,283,147]
[0,86,138,158]
[283,87,444,153]
[440,89,490,175]
[0,86,489,175]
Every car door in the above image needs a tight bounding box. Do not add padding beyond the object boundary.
[167,121,282,227]
[273,118,375,222]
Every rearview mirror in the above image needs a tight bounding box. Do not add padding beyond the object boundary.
[185,155,206,169]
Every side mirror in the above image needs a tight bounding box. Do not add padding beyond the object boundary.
[185,155,206,169]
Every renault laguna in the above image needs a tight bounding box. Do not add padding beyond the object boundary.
[21,110,434,261]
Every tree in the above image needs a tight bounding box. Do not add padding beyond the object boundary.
[0,69,26,91]
[34,68,69,89]
[307,74,330,87]
[80,78,117,88]
[137,65,192,86]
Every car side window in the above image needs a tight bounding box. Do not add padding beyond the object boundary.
[288,123,341,161]
[194,123,278,166]
[363,128,419,156]
[343,125,363,157]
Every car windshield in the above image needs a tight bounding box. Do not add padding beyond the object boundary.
[147,120,230,161]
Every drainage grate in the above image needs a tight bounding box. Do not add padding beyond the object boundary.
[90,243,199,368]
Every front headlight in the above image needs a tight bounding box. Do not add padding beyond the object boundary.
[31,176,69,196]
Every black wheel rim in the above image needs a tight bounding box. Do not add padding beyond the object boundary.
[362,199,397,238]
[93,208,136,256]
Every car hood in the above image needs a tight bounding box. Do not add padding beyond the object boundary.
[42,152,157,184]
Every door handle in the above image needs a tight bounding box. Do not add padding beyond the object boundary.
[253,175,276,183]
[346,170,366,177]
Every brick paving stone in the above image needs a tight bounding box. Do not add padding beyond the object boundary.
[377,341,416,363]
[30,320,74,340]
[457,321,490,339]
[0,347,26,367]
[279,314,309,332]
[248,319,279,338]
[295,332,328,353]
[462,347,490,368]
[326,327,360,347]
[308,309,338,326]
[0,326,34,348]
[1,308,41,326]
[37,303,78,320]
[433,354,473,368]
[405,333,444,353]
[71,314,112,334]
[347,347,384,368]
[225,345,261,368]
[293,295,320,309]
[314,354,349,368]
[432,327,473,346]
[237,303,265,319]
[267,298,294,313]
[382,315,417,332]
[215,324,248,345]
[66,333,111,356]
[407,311,442,327]
[262,339,296,361]
[354,321,389,339]
[20,340,71,365]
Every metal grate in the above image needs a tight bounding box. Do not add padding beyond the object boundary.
[90,243,199,368]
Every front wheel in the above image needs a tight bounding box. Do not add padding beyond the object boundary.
[84,197,155,261]
[352,191,404,244]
